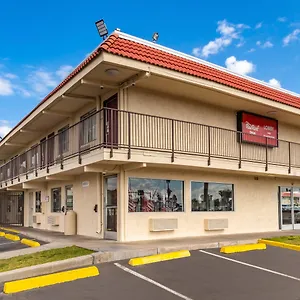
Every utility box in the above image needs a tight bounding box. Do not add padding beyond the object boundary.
[64,210,77,235]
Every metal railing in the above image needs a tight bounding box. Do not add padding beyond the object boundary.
[1,107,300,185]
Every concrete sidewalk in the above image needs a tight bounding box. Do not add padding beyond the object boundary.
[3,226,300,258]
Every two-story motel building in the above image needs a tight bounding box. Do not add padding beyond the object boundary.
[1,30,300,242]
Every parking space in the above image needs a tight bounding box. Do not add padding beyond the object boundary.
[0,231,45,253]
[0,238,28,253]
[2,246,300,299]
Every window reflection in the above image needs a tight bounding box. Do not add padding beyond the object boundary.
[191,182,234,211]
[128,178,184,212]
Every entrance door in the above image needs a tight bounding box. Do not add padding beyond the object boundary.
[103,95,118,146]
[28,192,34,227]
[104,175,118,240]
[280,186,300,230]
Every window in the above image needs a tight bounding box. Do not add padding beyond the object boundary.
[35,191,41,213]
[65,185,73,210]
[30,145,37,169]
[191,182,234,212]
[51,188,61,212]
[80,109,96,145]
[128,178,184,212]
[58,125,69,153]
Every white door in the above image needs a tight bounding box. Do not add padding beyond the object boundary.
[104,176,118,240]
[28,192,34,227]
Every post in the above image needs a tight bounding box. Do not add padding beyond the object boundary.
[288,142,291,174]
[60,133,63,170]
[110,109,114,158]
[78,123,82,165]
[238,131,242,169]
[208,126,211,166]
[265,137,268,171]
[128,112,131,160]
[171,119,175,163]
[35,147,38,177]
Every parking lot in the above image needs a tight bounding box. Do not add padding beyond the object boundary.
[3,245,300,300]
[0,231,44,254]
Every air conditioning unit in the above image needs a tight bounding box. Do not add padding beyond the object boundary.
[33,215,42,224]
[47,216,60,226]
[204,219,228,231]
[149,218,178,232]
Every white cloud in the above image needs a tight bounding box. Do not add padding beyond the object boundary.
[27,70,57,95]
[256,41,274,49]
[192,19,249,58]
[4,73,18,79]
[55,65,73,80]
[278,17,287,22]
[255,22,262,29]
[192,47,201,57]
[247,48,256,53]
[261,41,274,48]
[268,78,281,88]
[0,120,12,138]
[236,41,245,48]
[225,56,255,75]
[201,37,231,57]
[0,77,14,96]
[283,29,300,46]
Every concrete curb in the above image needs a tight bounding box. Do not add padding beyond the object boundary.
[0,255,93,283]
[258,239,300,251]
[0,238,259,283]
[3,266,99,294]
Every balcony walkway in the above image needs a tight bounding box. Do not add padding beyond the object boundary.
[1,226,299,260]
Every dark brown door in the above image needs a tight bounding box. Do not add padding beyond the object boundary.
[40,137,46,169]
[47,133,55,166]
[103,94,118,146]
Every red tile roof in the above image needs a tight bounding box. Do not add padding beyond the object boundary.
[100,34,300,109]
[1,32,300,144]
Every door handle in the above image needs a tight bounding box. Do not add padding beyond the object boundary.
[94,204,98,213]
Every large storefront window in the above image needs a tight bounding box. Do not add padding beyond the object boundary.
[128,178,184,212]
[191,182,234,212]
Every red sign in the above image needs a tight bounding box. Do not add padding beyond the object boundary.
[237,111,278,147]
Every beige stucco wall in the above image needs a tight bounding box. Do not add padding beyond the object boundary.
[26,172,102,238]
[127,87,300,144]
[123,167,299,242]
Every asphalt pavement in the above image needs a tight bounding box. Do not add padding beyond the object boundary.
[0,233,45,253]
[2,246,300,300]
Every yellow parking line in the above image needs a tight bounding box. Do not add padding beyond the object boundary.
[4,234,20,242]
[21,238,40,248]
[259,239,300,251]
[220,243,266,254]
[0,231,5,237]
[129,250,191,266]
[0,227,20,234]
[3,266,100,294]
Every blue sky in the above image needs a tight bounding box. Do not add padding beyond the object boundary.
[1,0,300,137]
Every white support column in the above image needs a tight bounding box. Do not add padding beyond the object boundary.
[118,168,126,242]
[96,172,103,237]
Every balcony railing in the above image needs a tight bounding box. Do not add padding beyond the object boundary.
[1,107,300,185]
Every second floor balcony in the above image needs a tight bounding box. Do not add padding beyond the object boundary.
[1,107,300,186]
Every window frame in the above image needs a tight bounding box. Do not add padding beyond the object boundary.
[35,191,42,213]
[51,187,61,213]
[65,185,74,211]
[80,109,97,146]
[191,181,234,212]
[128,177,185,213]
[58,125,70,154]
